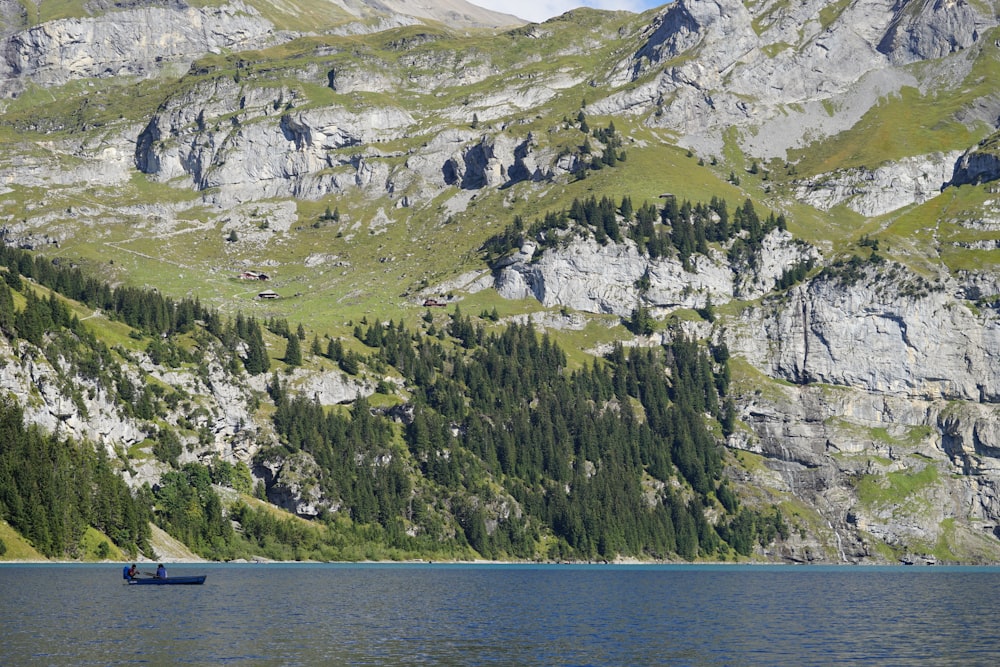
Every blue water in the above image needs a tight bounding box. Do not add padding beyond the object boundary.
[2,563,999,665]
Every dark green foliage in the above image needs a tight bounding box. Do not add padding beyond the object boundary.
[268,317,292,338]
[593,121,623,167]
[320,205,340,222]
[818,254,872,287]
[0,399,152,558]
[0,245,785,562]
[717,505,787,556]
[695,295,715,322]
[154,463,239,560]
[261,316,780,561]
[619,195,633,221]
[448,306,482,348]
[482,190,781,273]
[235,313,270,375]
[776,258,815,290]
[0,278,15,336]
[338,351,360,375]
[228,502,321,558]
[284,333,302,366]
[267,394,410,530]
[152,427,183,467]
[326,337,345,362]
[717,480,738,513]
[627,304,655,335]
[721,396,737,437]
[567,195,622,244]
[210,459,254,495]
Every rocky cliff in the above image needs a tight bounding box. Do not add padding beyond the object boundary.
[3,0,1000,562]
[487,220,1000,560]
[601,0,1000,160]
[0,2,281,97]
[493,229,818,316]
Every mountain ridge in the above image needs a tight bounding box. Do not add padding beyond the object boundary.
[2,0,1000,564]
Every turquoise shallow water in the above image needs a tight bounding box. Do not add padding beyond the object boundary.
[2,563,999,666]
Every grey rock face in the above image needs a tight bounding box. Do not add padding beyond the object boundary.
[257,451,335,518]
[494,229,816,317]
[878,0,995,64]
[134,79,417,204]
[732,367,1000,561]
[795,151,962,216]
[134,79,557,205]
[0,325,261,467]
[442,133,549,190]
[0,2,279,97]
[597,0,999,161]
[730,263,1000,402]
[337,0,523,29]
[951,145,1000,187]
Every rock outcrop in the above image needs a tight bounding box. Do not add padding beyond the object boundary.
[597,0,999,159]
[0,313,263,468]
[795,152,962,216]
[488,186,1000,559]
[494,230,817,317]
[0,0,522,98]
[0,2,280,97]
[718,258,1000,558]
[732,380,1000,563]
[950,135,1000,187]
[877,0,996,64]
[257,450,336,518]
[730,262,1000,403]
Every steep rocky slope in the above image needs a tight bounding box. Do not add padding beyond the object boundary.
[2,0,1000,562]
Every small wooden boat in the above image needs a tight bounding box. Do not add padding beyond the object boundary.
[128,575,206,585]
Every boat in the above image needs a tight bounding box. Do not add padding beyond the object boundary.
[127,575,207,585]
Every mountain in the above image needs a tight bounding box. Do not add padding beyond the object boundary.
[2,0,1000,564]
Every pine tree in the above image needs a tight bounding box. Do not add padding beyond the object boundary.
[243,318,270,375]
[619,195,633,221]
[0,279,15,337]
[284,334,301,366]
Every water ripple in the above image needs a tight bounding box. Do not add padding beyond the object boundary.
[2,564,1000,666]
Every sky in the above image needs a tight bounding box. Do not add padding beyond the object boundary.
[469,0,666,25]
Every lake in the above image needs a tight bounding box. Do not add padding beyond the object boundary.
[2,563,999,665]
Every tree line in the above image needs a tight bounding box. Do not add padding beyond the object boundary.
[0,399,152,558]
[0,238,787,562]
[0,246,269,376]
[482,192,788,274]
[256,314,786,561]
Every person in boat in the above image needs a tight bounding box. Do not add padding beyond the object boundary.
[128,564,138,580]
[155,563,167,579]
